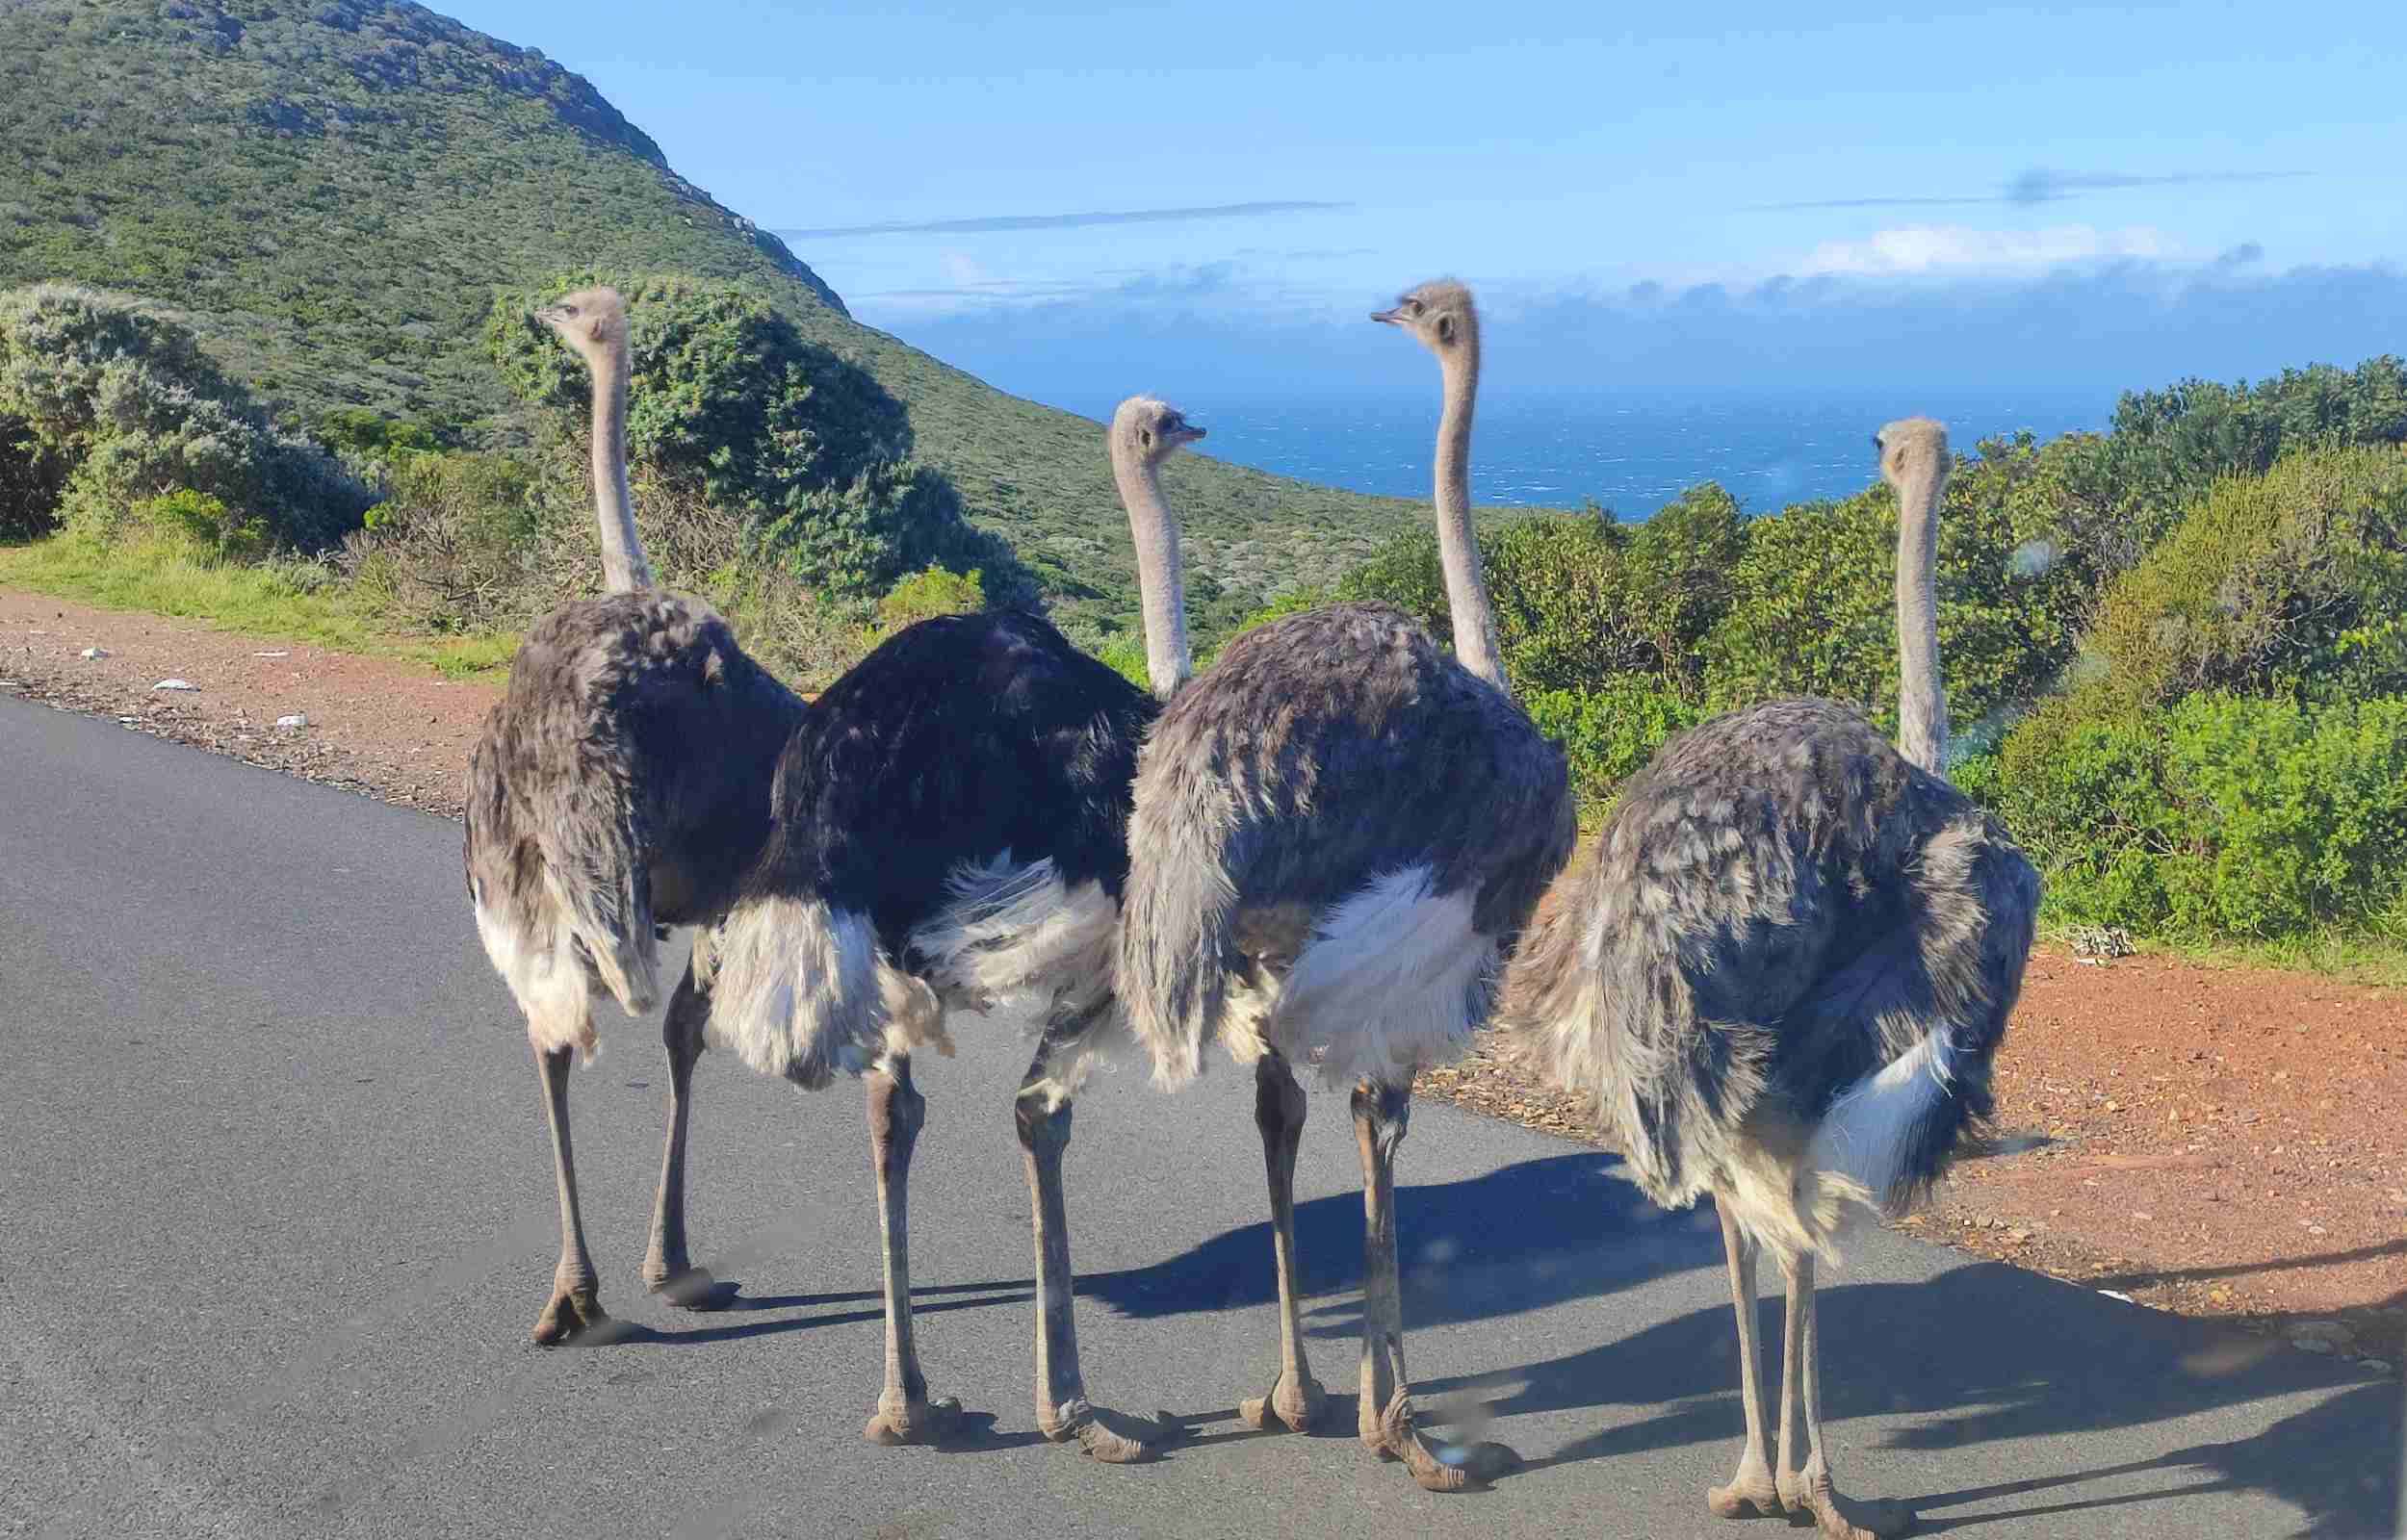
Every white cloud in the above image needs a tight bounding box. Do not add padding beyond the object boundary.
[1802,223,2174,275]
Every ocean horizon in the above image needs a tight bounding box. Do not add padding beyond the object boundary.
[1045,387,2117,518]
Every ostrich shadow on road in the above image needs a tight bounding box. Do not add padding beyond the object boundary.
[1426,1257,2400,1537]
[1073,1151,1718,1334]
[1072,1151,2399,1535]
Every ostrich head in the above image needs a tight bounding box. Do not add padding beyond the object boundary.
[1110,396,1207,465]
[1874,417,1949,491]
[1371,279,1479,358]
[534,286,628,362]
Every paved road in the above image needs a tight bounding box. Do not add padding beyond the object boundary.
[1,692,2397,1539]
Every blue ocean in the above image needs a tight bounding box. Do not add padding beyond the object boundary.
[1118,389,2115,518]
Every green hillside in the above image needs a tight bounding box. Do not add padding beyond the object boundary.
[0,0,1420,630]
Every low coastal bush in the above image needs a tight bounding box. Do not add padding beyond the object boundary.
[0,285,372,548]
[2082,444,2407,710]
[1978,694,2407,941]
[875,565,986,637]
[1523,681,1709,811]
[486,272,1037,610]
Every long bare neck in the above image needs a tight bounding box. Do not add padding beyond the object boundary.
[1112,440,1188,700]
[1894,457,1947,776]
[1435,337,1505,692]
[589,335,653,594]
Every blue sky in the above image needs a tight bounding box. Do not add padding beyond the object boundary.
[455,0,2407,401]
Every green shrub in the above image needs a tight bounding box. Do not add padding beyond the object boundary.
[2082,444,2407,709]
[126,488,269,562]
[1333,526,1447,630]
[876,565,986,637]
[1092,636,1151,690]
[487,272,1033,606]
[1618,485,1747,694]
[0,285,371,548]
[1334,507,1667,695]
[1523,681,1709,808]
[343,449,543,632]
[1229,585,1330,633]
[2009,357,2407,589]
[1485,511,1651,694]
[1982,693,2407,940]
[0,409,71,540]
[1702,459,2087,731]
[318,408,443,468]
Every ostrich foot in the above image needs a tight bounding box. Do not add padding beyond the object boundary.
[641,1263,729,1310]
[530,1284,607,1346]
[863,1393,964,1447]
[1779,1467,1911,1539]
[1381,1387,1514,1493]
[1359,1383,1398,1457]
[1237,1370,1328,1431]
[1706,1451,1782,1519]
[1038,1399,1181,1463]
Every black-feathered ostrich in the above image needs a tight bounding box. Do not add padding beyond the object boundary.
[1118,280,1576,1492]
[465,287,807,1344]
[704,397,1204,1461]
[1497,420,2042,1540]
[469,288,1195,1468]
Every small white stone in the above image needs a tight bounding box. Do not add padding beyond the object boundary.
[275,714,308,729]
[80,646,110,659]
[2097,1290,2135,1304]
[153,679,197,691]
[253,651,289,658]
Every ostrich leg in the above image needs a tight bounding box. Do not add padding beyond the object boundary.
[1239,1051,1328,1431]
[1354,1078,1502,1491]
[862,1054,962,1445]
[530,1043,607,1344]
[1705,1201,1780,1518]
[1774,1254,1911,1540]
[1017,995,1177,1461]
[640,958,719,1305]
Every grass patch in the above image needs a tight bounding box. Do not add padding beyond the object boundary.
[2038,922,2407,988]
[0,532,516,680]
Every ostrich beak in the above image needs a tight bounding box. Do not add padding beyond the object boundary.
[1370,305,1402,324]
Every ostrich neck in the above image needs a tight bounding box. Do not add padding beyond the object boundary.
[1112,443,1189,700]
[1894,459,1948,776]
[590,341,654,594]
[1435,341,1506,692]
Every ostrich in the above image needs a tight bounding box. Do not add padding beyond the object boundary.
[463,286,807,1345]
[1495,419,2042,1540]
[1117,280,1576,1492]
[704,397,1203,1460]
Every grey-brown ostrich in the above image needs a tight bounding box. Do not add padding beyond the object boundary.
[702,398,1202,1460]
[1117,281,1576,1492]
[463,287,807,1344]
[1496,419,2041,1539]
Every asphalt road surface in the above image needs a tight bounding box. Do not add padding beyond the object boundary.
[3,692,2398,1539]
